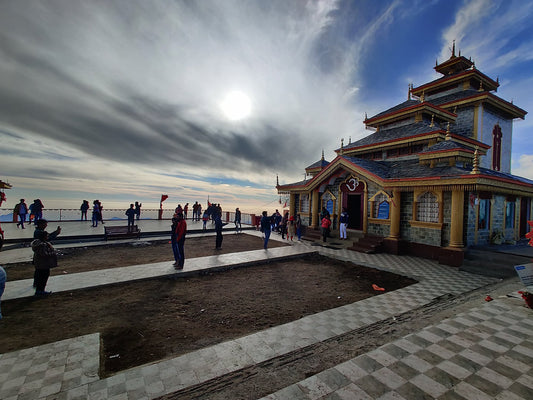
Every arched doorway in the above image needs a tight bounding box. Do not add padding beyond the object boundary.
[340,176,365,231]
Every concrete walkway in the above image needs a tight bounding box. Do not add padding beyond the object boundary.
[0,231,532,399]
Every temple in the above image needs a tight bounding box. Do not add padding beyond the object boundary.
[277,44,532,266]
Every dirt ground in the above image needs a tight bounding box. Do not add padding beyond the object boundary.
[0,234,415,379]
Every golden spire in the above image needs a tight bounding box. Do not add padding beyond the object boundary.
[451,40,456,58]
[478,80,484,92]
[349,136,351,144]
[340,138,344,155]
[446,122,451,140]
[408,83,411,100]
[321,149,324,160]
[420,91,425,103]
[471,147,480,174]
[430,114,435,127]
[276,174,279,186]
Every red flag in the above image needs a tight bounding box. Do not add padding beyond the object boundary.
[161,194,168,203]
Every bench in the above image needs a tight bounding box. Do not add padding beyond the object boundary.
[104,225,141,240]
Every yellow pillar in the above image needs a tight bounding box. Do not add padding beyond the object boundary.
[311,190,319,229]
[449,190,464,248]
[289,193,296,217]
[389,189,401,239]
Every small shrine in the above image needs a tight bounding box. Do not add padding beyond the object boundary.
[277,44,532,266]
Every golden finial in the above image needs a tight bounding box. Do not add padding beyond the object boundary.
[452,40,456,57]
[340,138,344,155]
[478,80,484,92]
[446,122,451,139]
[420,91,425,103]
[321,149,324,160]
[408,84,411,100]
[471,147,480,174]
[364,112,368,120]
[349,136,351,144]
[453,106,457,114]
[430,114,435,127]
[276,174,279,186]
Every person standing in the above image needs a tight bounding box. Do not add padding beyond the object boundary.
[14,199,28,229]
[321,214,332,243]
[0,266,6,320]
[287,216,295,241]
[92,200,100,227]
[234,207,242,233]
[339,207,349,240]
[214,213,225,249]
[135,201,142,220]
[171,212,187,269]
[80,200,89,221]
[32,199,44,224]
[32,220,61,296]
[197,203,202,222]
[202,210,209,230]
[125,204,136,231]
[295,214,302,241]
[260,211,271,249]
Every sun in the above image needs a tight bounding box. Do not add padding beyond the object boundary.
[220,91,252,121]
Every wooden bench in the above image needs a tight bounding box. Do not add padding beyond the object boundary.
[104,225,141,240]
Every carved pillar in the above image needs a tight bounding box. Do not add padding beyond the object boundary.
[311,189,319,229]
[449,190,465,248]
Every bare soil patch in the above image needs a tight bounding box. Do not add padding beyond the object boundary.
[0,234,416,377]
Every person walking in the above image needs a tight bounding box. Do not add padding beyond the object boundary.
[125,204,136,231]
[260,211,271,249]
[234,207,242,233]
[32,220,61,296]
[321,214,332,243]
[0,266,6,320]
[14,199,28,229]
[80,200,89,221]
[171,212,187,269]
[339,207,349,240]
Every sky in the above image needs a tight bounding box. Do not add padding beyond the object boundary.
[1,0,532,214]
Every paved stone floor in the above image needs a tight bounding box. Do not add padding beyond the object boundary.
[0,230,532,399]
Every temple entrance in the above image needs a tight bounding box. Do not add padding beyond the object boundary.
[347,194,363,230]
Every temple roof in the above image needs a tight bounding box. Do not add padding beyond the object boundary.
[343,120,443,150]
[419,140,472,154]
[305,158,329,170]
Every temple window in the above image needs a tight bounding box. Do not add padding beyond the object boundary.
[321,191,336,216]
[478,198,491,230]
[416,192,439,223]
[505,199,515,229]
[300,194,310,213]
[372,193,390,219]
[368,191,391,222]
[492,124,502,171]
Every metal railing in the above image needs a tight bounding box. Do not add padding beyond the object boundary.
[0,208,258,225]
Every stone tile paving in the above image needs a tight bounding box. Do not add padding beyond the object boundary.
[0,234,511,399]
[259,300,533,400]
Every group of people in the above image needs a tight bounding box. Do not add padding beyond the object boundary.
[320,207,349,242]
[259,210,303,250]
[13,198,45,229]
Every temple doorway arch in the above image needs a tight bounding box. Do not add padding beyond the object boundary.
[340,176,365,231]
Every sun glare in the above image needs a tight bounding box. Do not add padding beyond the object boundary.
[220,91,252,121]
